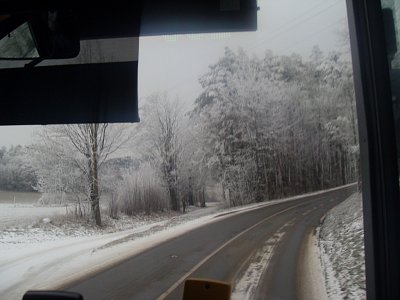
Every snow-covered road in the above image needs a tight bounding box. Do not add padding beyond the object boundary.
[0,184,356,299]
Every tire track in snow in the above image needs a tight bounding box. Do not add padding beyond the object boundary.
[231,221,294,300]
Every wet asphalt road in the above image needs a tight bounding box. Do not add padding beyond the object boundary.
[67,185,356,300]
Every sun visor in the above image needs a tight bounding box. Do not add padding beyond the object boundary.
[0,1,257,126]
[0,37,139,125]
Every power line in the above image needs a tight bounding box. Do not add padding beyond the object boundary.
[160,1,345,94]
[278,17,346,55]
[164,18,345,94]
[249,0,342,51]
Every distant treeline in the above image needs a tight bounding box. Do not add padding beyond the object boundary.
[0,46,359,226]
[0,145,36,192]
[191,47,358,205]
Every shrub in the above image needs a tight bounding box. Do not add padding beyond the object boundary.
[117,165,169,215]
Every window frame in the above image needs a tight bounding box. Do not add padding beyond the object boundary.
[346,0,400,298]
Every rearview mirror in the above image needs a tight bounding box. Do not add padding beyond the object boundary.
[29,10,80,59]
[0,1,257,125]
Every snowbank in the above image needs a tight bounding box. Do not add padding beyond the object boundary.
[318,192,366,300]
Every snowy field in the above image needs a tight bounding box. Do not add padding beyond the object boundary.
[318,192,366,300]
[0,190,42,204]
[0,204,68,230]
[0,190,68,230]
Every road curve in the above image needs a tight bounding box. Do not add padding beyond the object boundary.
[66,185,356,300]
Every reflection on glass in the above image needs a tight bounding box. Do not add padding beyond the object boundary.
[0,22,38,59]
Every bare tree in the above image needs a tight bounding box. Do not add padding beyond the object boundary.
[29,40,137,225]
[32,123,131,226]
[138,93,184,211]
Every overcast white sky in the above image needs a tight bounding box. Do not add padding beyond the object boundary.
[0,0,349,147]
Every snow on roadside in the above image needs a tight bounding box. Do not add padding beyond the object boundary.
[0,207,239,299]
[318,192,366,300]
[0,184,355,299]
[0,183,355,250]
[0,211,184,250]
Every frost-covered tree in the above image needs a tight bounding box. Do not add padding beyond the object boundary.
[137,93,184,211]
[179,118,209,208]
[0,145,37,191]
[31,124,131,226]
[192,47,358,206]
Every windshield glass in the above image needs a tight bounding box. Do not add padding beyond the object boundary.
[0,1,365,300]
[0,22,38,59]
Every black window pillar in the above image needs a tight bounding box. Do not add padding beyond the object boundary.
[346,0,400,299]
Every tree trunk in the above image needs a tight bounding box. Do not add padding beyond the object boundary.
[221,181,227,204]
[169,186,179,211]
[181,194,186,213]
[188,178,194,206]
[89,124,102,227]
[200,187,206,207]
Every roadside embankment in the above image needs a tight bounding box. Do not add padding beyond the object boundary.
[317,192,366,299]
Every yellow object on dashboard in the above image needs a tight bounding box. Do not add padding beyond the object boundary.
[182,278,231,300]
